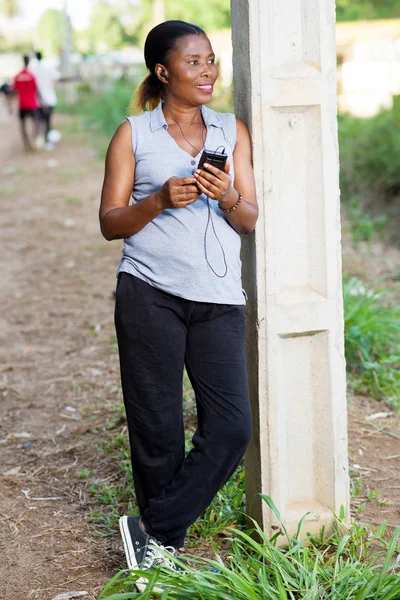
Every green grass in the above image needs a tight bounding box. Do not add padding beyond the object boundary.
[97,496,400,600]
[343,277,400,409]
[349,467,393,515]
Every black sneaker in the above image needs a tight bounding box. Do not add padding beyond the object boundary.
[119,515,177,571]
[120,516,181,593]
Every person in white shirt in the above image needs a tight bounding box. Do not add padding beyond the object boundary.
[33,51,60,150]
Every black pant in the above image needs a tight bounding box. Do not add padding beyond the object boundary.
[114,273,252,548]
[19,108,40,120]
[40,105,54,141]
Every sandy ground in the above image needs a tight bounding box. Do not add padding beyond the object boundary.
[0,109,399,600]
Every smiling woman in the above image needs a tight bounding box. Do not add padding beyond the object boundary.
[98,19,258,592]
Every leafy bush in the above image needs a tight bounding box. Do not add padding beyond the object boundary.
[339,110,400,203]
[346,197,388,246]
[98,496,400,600]
[58,77,141,137]
[336,0,400,22]
[343,277,400,407]
[85,79,140,138]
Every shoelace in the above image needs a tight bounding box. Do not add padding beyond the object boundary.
[142,539,177,570]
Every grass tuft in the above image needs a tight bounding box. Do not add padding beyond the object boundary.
[343,277,400,409]
[97,497,400,600]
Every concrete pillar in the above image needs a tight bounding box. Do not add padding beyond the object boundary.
[231,0,350,537]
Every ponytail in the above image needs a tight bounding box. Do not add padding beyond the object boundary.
[129,72,163,115]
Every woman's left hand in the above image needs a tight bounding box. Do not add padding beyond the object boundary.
[194,160,232,201]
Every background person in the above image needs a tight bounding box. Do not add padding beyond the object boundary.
[33,51,60,150]
[0,79,15,117]
[12,55,40,151]
[99,20,258,588]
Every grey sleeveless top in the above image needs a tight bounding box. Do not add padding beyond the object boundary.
[117,101,244,305]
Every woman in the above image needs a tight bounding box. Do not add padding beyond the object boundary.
[99,20,258,575]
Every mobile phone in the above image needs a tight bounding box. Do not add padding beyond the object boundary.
[198,149,228,171]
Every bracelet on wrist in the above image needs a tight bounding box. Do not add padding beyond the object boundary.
[218,191,243,213]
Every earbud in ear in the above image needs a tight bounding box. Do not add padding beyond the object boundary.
[161,71,169,82]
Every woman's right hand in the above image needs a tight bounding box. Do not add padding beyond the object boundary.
[156,176,200,210]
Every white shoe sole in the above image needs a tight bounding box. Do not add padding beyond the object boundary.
[136,576,163,594]
[119,516,138,570]
[136,577,147,592]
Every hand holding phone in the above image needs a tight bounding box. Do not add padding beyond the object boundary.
[195,150,232,201]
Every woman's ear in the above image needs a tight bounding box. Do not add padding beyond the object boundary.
[155,64,169,84]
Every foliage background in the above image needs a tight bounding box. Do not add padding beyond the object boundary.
[336,0,400,21]
[3,0,400,57]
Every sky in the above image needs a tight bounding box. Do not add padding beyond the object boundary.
[18,0,92,31]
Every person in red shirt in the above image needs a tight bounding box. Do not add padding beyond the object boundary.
[13,55,40,150]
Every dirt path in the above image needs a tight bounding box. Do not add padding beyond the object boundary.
[0,113,123,600]
[0,111,399,600]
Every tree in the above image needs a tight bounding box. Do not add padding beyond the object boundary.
[0,0,18,20]
[87,1,126,52]
[336,0,400,21]
[37,9,70,57]
[164,0,230,31]
[123,0,230,44]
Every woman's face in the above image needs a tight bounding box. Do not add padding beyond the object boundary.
[162,34,219,106]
